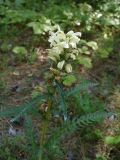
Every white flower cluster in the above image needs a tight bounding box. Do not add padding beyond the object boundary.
[49,29,81,49]
[48,28,81,73]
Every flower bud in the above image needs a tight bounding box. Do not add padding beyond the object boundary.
[57,60,65,70]
[65,64,72,73]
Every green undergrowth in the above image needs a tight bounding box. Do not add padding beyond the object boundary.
[0,0,120,160]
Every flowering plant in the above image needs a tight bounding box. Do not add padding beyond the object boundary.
[47,27,98,83]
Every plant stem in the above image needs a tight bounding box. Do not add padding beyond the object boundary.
[39,98,52,160]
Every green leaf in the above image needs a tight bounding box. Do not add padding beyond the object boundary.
[82,46,88,52]
[87,41,98,50]
[48,55,57,62]
[78,56,92,68]
[13,46,27,54]
[1,43,11,52]
[27,22,43,34]
[96,154,107,160]
[98,49,110,58]
[105,136,120,145]
[63,75,77,86]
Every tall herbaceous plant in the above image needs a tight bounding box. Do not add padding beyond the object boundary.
[0,25,113,160]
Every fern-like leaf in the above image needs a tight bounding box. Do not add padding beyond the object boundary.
[76,111,113,127]
[66,81,98,97]
[46,111,113,148]
[0,94,47,121]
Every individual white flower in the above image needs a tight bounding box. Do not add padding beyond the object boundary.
[57,60,65,70]
[48,32,57,47]
[75,21,81,26]
[60,42,69,48]
[56,31,66,41]
[65,64,72,73]
[67,30,81,37]
[93,12,102,19]
[66,30,81,48]
[48,30,66,47]
[97,13,102,18]
[70,53,76,60]
[67,30,74,35]
[103,33,108,39]
[69,42,77,48]
[52,46,63,55]
[72,49,79,56]
[74,32,82,37]
[69,37,80,48]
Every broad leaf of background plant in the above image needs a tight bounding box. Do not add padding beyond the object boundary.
[62,75,77,87]
[78,56,92,68]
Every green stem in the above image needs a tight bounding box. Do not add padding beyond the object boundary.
[39,98,52,160]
